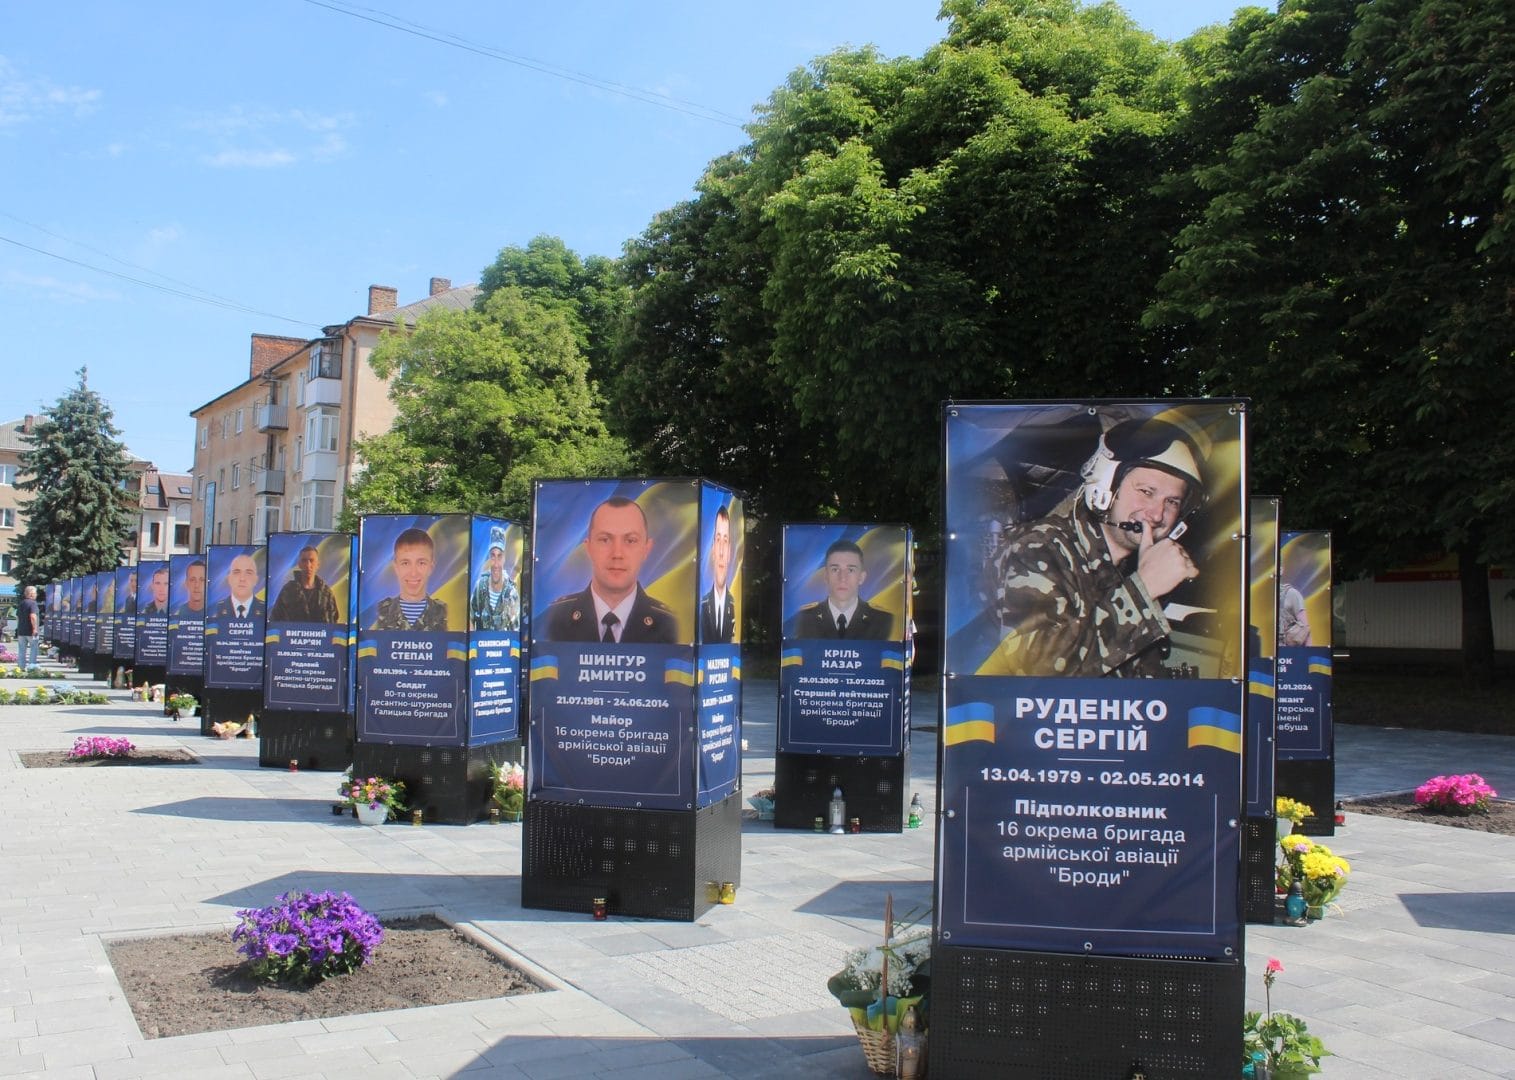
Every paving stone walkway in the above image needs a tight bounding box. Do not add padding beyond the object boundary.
[1,665,1511,1078]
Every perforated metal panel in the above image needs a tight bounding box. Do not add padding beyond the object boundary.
[1275,759,1335,836]
[772,751,908,831]
[932,946,1244,1079]
[522,793,742,921]
[1242,817,1278,924]
[257,710,353,772]
[349,741,512,825]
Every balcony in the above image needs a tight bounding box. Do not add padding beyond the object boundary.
[301,450,341,483]
[255,403,288,431]
[307,377,342,406]
[253,468,286,495]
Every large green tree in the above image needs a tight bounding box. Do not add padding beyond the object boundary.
[1148,0,1515,680]
[9,369,135,585]
[343,287,629,524]
[479,234,629,389]
[615,0,1195,529]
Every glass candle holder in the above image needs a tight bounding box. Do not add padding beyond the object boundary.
[410,808,423,827]
[592,897,608,920]
[288,759,298,773]
[719,882,736,905]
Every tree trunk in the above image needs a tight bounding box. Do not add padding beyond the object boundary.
[1457,545,1494,687]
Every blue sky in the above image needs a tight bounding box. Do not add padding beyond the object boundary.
[3,1,1250,472]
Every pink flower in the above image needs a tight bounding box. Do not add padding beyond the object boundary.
[1265,957,1284,974]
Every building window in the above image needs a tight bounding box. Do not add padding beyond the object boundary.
[231,463,240,490]
[303,480,336,530]
[291,501,303,531]
[173,522,190,548]
[218,468,225,491]
[192,527,202,552]
[230,517,238,543]
[199,426,208,448]
[296,372,307,407]
[196,477,204,501]
[148,521,161,548]
[0,553,11,575]
[306,406,339,453]
[0,508,14,528]
[255,499,281,543]
[234,408,244,434]
[215,520,223,543]
[0,464,16,485]
[294,436,303,473]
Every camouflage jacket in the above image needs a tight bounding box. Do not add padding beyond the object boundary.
[987,503,1171,678]
[371,596,449,632]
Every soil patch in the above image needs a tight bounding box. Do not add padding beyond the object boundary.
[107,915,542,1039]
[1344,792,1515,836]
[19,749,198,768]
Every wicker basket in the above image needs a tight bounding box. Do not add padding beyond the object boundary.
[851,1012,895,1076]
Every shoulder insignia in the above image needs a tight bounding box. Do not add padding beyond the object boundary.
[644,616,654,627]
[571,610,582,621]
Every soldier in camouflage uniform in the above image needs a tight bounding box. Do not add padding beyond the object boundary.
[987,418,1205,678]
[369,527,450,631]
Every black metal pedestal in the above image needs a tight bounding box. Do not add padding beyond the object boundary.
[931,945,1244,1079]
[1275,758,1335,836]
[522,792,742,920]
[351,741,514,825]
[258,711,354,772]
[773,750,908,832]
[1243,816,1278,923]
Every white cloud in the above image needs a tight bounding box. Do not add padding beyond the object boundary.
[2,269,119,303]
[203,147,297,168]
[187,106,353,168]
[0,55,101,128]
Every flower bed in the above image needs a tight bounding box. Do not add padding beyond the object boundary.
[68,735,135,760]
[1415,773,1498,815]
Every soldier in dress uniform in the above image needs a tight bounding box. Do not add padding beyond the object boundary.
[544,496,677,644]
[987,417,1206,678]
[792,539,895,640]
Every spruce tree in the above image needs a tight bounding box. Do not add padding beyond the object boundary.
[9,369,135,586]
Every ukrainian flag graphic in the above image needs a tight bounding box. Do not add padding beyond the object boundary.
[1307,654,1332,676]
[445,642,467,662]
[732,661,741,681]
[780,647,804,669]
[881,649,904,671]
[264,630,281,645]
[529,655,559,682]
[1247,666,1275,700]
[357,639,378,659]
[204,625,219,638]
[945,702,996,746]
[665,657,695,687]
[1187,707,1242,754]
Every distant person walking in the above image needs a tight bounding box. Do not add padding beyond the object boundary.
[17,585,40,668]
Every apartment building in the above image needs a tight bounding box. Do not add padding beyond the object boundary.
[190,278,478,549]
[130,470,194,562]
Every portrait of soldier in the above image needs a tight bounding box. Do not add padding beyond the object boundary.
[371,528,448,631]
[544,496,676,643]
[143,567,171,614]
[987,417,1206,677]
[270,545,341,624]
[470,526,521,631]
[699,506,736,643]
[174,560,207,618]
[211,554,265,620]
[792,539,894,640]
[1279,582,1311,647]
[121,570,137,612]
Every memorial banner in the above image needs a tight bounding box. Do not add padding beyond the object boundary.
[530,479,698,809]
[1245,498,1279,817]
[135,560,170,667]
[777,523,909,757]
[46,583,59,644]
[166,554,206,677]
[63,578,77,648]
[264,532,353,713]
[940,401,1246,960]
[695,485,743,804]
[81,574,99,653]
[114,566,137,661]
[204,545,267,689]
[467,517,523,745]
[95,568,116,656]
[1275,530,1332,761]
[356,514,469,746]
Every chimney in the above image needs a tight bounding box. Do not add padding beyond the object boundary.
[22,414,35,434]
[429,277,452,296]
[368,285,399,316]
[249,334,305,379]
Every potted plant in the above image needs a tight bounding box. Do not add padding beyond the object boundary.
[166,693,197,720]
[1274,796,1312,839]
[1243,958,1331,1078]
[1277,835,1350,918]
[489,762,526,821]
[339,774,407,825]
[826,895,930,1076]
[747,787,776,820]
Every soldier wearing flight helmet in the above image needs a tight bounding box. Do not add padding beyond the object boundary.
[987,417,1206,678]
